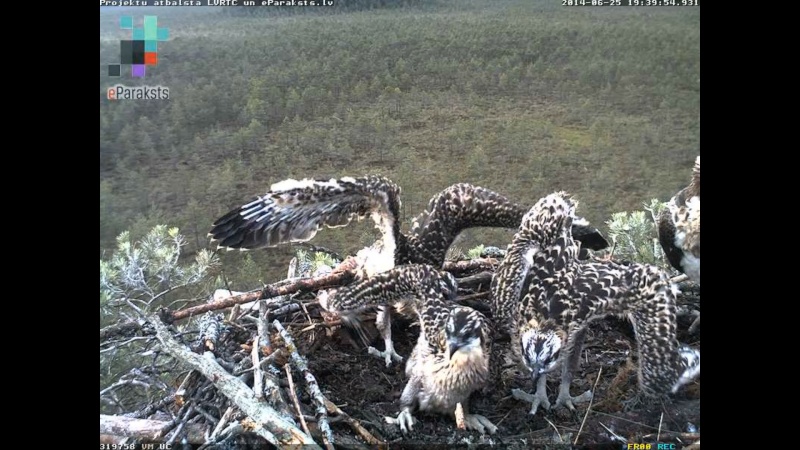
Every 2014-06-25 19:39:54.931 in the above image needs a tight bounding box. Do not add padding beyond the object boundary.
[562,0,699,5]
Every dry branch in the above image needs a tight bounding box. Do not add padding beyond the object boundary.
[169,270,357,322]
[273,320,334,450]
[443,258,498,275]
[251,336,264,400]
[285,363,312,438]
[126,395,175,419]
[456,271,494,289]
[102,258,500,344]
[101,320,148,341]
[147,314,321,448]
[322,398,384,446]
[575,368,603,445]
[210,407,235,441]
[643,431,700,440]
[456,292,491,303]
[100,414,208,444]
[258,299,272,355]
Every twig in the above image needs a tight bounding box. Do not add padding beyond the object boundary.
[125,395,176,419]
[165,406,195,446]
[442,258,498,275]
[322,398,384,446]
[456,291,491,301]
[598,422,626,443]
[235,348,287,375]
[258,299,272,355]
[174,371,197,407]
[210,407,235,441]
[642,431,700,440]
[299,301,314,330]
[100,336,153,352]
[456,271,493,289]
[147,314,320,448]
[272,303,302,317]
[100,378,150,396]
[252,336,264,400]
[574,368,603,445]
[198,313,223,351]
[543,416,564,443]
[494,409,514,427]
[285,364,312,437]
[657,412,664,441]
[273,320,335,450]
[670,274,690,284]
[100,415,208,444]
[216,423,243,443]
[590,411,660,430]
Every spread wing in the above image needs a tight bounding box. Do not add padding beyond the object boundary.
[209,175,401,250]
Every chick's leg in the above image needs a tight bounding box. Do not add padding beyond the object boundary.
[555,328,593,410]
[461,401,498,435]
[368,306,403,367]
[385,376,420,433]
[512,373,551,415]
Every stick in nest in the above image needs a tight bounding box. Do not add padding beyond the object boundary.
[147,314,318,447]
[322,398,384,446]
[285,364,312,438]
[273,320,335,450]
[574,367,603,445]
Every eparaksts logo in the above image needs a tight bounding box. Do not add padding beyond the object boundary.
[107,85,170,100]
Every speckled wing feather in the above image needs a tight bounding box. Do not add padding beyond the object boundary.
[657,156,700,281]
[504,192,697,395]
[325,264,451,316]
[491,192,578,337]
[404,183,607,267]
[209,175,401,250]
[404,184,528,266]
[521,260,688,395]
[325,265,456,310]
[322,264,489,353]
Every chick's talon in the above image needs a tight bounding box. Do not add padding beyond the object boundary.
[512,388,550,415]
[464,414,498,435]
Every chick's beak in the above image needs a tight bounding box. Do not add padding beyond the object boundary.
[529,362,543,384]
[448,341,461,359]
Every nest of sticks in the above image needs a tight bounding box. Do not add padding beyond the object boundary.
[99,258,498,449]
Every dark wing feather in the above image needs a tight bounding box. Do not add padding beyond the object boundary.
[657,207,683,272]
[405,183,527,266]
[323,264,460,354]
[406,183,608,267]
[571,221,609,251]
[656,156,700,274]
[209,176,400,250]
[325,264,441,311]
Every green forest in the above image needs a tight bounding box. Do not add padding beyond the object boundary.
[99,0,700,289]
